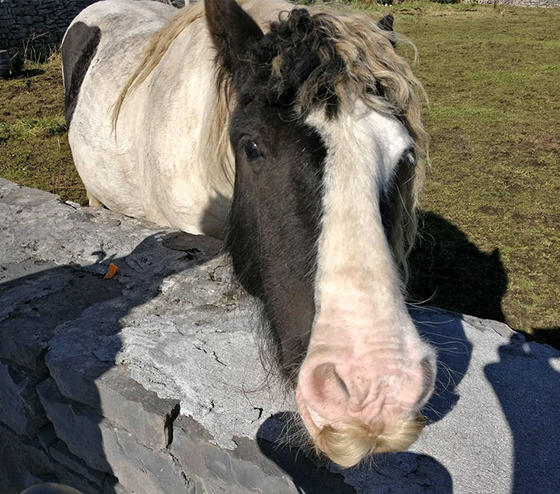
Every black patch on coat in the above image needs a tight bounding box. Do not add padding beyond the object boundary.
[61,22,101,126]
[225,103,326,379]
[377,14,394,33]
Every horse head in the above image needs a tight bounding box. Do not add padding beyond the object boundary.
[205,0,436,468]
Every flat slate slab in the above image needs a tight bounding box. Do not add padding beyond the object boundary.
[1,177,559,494]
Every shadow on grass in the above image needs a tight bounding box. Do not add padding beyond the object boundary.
[408,210,508,323]
[528,327,560,350]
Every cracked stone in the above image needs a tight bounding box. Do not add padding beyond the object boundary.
[0,359,48,436]
[36,378,192,494]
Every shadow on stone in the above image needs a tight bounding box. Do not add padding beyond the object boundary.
[0,232,220,493]
[256,413,454,493]
[239,212,493,491]
[413,308,472,426]
[406,212,510,423]
[485,334,560,493]
[256,412,355,494]
[253,307,469,491]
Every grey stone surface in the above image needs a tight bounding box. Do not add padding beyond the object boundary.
[0,422,55,493]
[36,377,112,474]
[49,440,106,487]
[0,359,48,436]
[1,177,559,494]
[0,421,105,494]
[36,378,193,494]
[37,423,58,451]
[47,353,181,451]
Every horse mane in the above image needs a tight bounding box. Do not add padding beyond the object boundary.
[112,1,428,281]
[111,2,235,186]
[112,3,205,128]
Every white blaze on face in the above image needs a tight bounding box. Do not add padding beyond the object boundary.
[299,100,434,433]
[308,99,412,339]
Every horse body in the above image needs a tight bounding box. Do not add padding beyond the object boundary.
[63,0,437,468]
[63,0,290,237]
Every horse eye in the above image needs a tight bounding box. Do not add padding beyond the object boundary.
[243,140,262,162]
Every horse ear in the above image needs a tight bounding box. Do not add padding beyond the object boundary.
[205,0,264,74]
[377,14,394,32]
[377,14,395,48]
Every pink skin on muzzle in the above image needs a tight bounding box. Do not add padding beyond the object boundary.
[295,304,437,450]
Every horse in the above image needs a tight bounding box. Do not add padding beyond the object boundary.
[62,0,436,468]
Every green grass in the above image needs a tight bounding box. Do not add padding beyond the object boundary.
[0,54,84,203]
[0,2,558,345]
[386,2,560,344]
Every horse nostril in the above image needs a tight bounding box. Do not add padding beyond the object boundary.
[309,363,352,407]
[310,362,379,410]
[333,367,350,398]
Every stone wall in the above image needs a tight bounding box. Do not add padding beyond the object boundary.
[475,0,560,7]
[0,0,97,67]
[0,0,187,70]
[0,179,305,494]
[1,0,558,71]
[1,177,560,493]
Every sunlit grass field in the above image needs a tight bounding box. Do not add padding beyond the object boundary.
[0,1,558,344]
